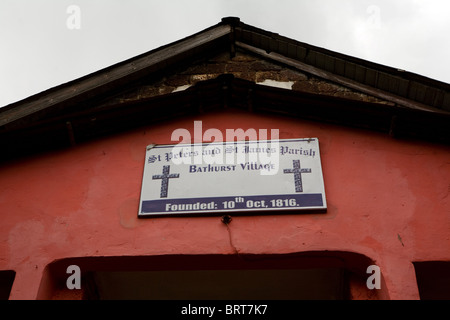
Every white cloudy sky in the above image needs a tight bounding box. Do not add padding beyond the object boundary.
[1,0,449,108]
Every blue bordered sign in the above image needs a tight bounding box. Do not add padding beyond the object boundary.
[138,139,327,217]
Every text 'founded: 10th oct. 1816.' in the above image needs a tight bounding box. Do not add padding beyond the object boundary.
[138,138,327,217]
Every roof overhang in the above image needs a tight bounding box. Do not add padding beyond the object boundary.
[2,74,450,161]
[1,17,450,161]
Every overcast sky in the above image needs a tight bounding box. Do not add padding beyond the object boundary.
[1,0,449,108]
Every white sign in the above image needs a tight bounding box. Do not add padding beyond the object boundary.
[138,138,326,217]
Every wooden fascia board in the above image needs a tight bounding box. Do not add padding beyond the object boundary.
[236,41,449,115]
[0,24,232,130]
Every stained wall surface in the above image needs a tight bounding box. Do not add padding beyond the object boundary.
[1,109,449,299]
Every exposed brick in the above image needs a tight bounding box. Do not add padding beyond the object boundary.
[226,62,250,73]
[96,52,391,108]
[231,52,258,62]
[164,75,191,87]
[316,81,342,93]
[292,80,320,94]
[182,63,227,75]
[250,60,283,72]
[229,72,255,82]
[255,71,280,83]
[279,69,308,82]
[190,74,218,82]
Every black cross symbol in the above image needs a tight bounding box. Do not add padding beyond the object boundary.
[152,165,180,198]
[283,160,311,193]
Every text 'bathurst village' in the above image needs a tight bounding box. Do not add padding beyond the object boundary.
[138,138,327,217]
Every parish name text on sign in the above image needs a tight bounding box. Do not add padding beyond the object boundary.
[138,138,327,217]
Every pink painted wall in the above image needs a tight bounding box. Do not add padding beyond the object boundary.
[1,109,449,299]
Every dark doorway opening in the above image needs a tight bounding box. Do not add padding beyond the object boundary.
[38,252,381,300]
[91,268,344,300]
[414,261,450,300]
[0,270,16,300]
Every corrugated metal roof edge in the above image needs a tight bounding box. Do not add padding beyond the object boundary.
[0,22,232,129]
[233,17,450,90]
[1,17,449,134]
[231,18,450,112]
